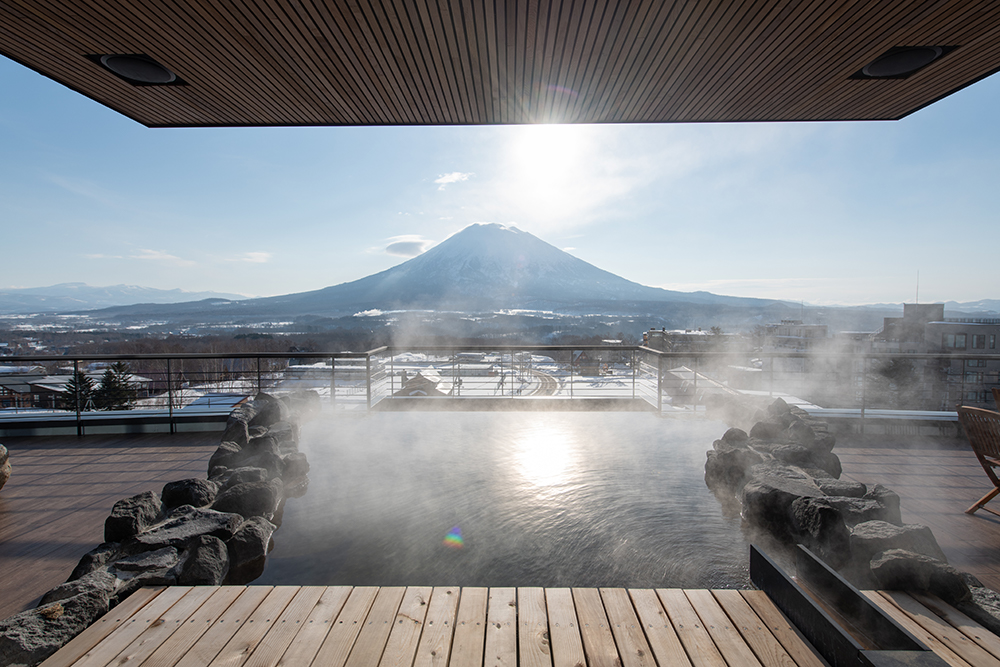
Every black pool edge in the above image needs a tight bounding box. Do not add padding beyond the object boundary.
[750,544,948,667]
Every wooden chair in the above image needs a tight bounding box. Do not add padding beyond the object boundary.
[958,406,1000,516]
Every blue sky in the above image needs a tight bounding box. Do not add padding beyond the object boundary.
[2,54,998,306]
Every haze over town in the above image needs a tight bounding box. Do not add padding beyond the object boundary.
[1,54,999,307]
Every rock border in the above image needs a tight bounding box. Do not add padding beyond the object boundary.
[0,391,320,667]
[706,396,1000,636]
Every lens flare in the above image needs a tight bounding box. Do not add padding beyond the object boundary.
[443,525,464,548]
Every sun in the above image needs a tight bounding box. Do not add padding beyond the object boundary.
[501,124,595,222]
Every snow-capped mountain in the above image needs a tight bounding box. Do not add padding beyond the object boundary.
[261,223,784,314]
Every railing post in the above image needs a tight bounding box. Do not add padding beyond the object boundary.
[366,355,372,411]
[657,354,663,413]
[256,357,262,395]
[693,355,699,413]
[74,359,82,437]
[330,356,336,408]
[391,353,395,396]
[569,351,574,399]
[860,356,867,436]
[769,354,774,398]
[167,358,174,434]
[631,350,637,399]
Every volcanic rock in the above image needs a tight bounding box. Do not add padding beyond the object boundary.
[870,549,970,605]
[850,521,947,564]
[126,505,243,550]
[0,588,110,667]
[162,478,220,509]
[227,517,276,584]
[177,535,229,585]
[105,491,163,543]
[790,497,851,568]
[212,479,283,519]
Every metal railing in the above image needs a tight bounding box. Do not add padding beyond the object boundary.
[2,348,998,433]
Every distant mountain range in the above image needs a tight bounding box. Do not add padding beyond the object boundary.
[0,283,245,314]
[2,225,996,334]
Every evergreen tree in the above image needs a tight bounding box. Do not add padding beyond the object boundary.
[94,361,137,410]
[63,370,96,411]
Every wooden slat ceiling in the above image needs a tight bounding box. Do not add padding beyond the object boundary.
[2,0,1000,127]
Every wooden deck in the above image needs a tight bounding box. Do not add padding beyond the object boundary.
[0,433,219,618]
[40,585,1000,667]
[837,436,1000,592]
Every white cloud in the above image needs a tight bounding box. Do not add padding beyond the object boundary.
[84,253,123,260]
[385,235,434,257]
[435,171,473,190]
[239,252,272,263]
[130,249,195,266]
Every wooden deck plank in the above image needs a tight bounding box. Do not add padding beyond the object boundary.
[876,591,1000,667]
[450,587,489,667]
[345,586,407,667]
[484,588,517,667]
[685,589,763,667]
[101,586,218,667]
[276,586,354,667]
[655,589,727,667]
[71,586,193,667]
[207,585,299,667]
[241,586,328,667]
[599,588,655,667]
[544,588,586,667]
[143,586,246,667]
[862,592,974,667]
[412,586,461,667]
[378,586,434,667]
[518,588,552,667]
[571,588,619,667]
[711,590,798,667]
[173,586,275,667]
[312,586,381,667]
[38,587,166,667]
[736,592,827,667]
[911,593,1000,661]
[628,589,692,667]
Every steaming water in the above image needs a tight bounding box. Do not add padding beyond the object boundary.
[256,412,750,589]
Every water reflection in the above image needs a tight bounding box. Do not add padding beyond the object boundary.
[513,423,576,487]
[256,412,750,589]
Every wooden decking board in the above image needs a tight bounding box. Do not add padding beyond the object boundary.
[412,586,461,667]
[484,587,517,667]
[599,588,655,667]
[40,585,1000,667]
[544,588,587,667]
[876,591,1000,667]
[450,587,489,667]
[570,588,618,667]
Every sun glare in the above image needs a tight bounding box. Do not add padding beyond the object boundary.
[502,124,595,223]
[513,423,577,487]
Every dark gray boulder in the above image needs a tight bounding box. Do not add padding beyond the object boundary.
[960,586,1000,637]
[212,479,283,519]
[40,568,120,607]
[705,447,765,490]
[870,549,970,605]
[243,434,280,459]
[126,505,243,550]
[816,479,867,498]
[162,478,220,509]
[741,463,824,539]
[720,427,749,445]
[0,443,8,467]
[248,392,291,428]
[105,491,163,543]
[227,516,276,584]
[850,521,947,564]
[220,419,249,448]
[217,466,270,490]
[749,421,784,440]
[110,546,182,576]
[282,452,310,480]
[863,484,902,525]
[209,441,244,471]
[0,587,110,667]
[790,497,851,568]
[69,542,121,581]
[281,390,321,421]
[239,451,285,480]
[823,497,899,527]
[0,444,9,492]
[178,535,229,585]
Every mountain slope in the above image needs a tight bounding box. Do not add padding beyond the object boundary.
[255,223,786,315]
[0,283,245,314]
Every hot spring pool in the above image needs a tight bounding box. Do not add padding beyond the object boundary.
[254,411,751,589]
